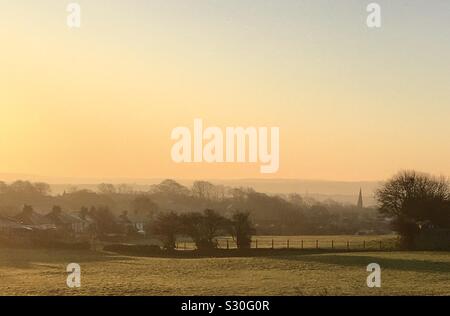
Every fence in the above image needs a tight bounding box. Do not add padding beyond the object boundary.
[175,237,395,251]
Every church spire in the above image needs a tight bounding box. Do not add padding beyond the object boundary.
[357,188,363,208]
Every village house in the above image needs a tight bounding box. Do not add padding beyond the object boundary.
[71,209,97,234]
[0,215,34,246]
[45,207,91,234]
[128,211,150,235]
[117,211,136,235]
[14,205,56,231]
[0,215,31,235]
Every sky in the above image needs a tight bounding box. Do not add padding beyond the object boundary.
[1,0,450,181]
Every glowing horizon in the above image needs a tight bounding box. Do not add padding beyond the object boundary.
[1,0,450,181]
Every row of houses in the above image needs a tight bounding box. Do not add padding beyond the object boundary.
[0,208,91,235]
[0,206,148,240]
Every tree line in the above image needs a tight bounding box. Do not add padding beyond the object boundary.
[1,170,449,249]
[150,209,254,250]
[0,179,388,236]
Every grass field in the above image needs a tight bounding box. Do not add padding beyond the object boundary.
[0,243,449,295]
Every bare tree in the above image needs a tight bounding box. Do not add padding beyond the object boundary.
[116,184,134,194]
[33,182,51,196]
[97,183,116,195]
[376,170,450,248]
[192,181,216,200]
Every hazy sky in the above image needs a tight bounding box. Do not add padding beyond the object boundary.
[1,0,449,181]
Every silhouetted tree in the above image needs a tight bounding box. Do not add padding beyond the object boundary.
[181,209,228,250]
[90,206,120,234]
[155,179,190,196]
[192,181,217,200]
[33,182,51,196]
[116,184,134,194]
[149,212,182,250]
[376,170,450,248]
[229,211,254,249]
[97,183,116,195]
[131,195,158,219]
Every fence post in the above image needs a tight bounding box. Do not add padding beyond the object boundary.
[347,241,349,250]
[331,240,334,249]
[255,239,258,249]
[301,240,304,249]
[227,239,229,250]
[272,239,274,249]
[316,240,319,249]
[363,240,366,249]
[379,241,382,250]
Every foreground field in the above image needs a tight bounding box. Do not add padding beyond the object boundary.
[0,248,449,295]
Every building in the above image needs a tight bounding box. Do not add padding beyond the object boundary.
[72,210,97,234]
[0,215,31,234]
[128,211,150,235]
[357,189,363,209]
[14,206,56,231]
[45,208,91,234]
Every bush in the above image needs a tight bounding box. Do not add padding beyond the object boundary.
[230,211,254,249]
[414,229,450,250]
[33,240,91,250]
[180,209,229,250]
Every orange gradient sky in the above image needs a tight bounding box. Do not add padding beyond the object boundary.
[1,0,450,181]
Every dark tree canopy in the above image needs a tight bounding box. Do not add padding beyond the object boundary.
[229,210,254,249]
[131,195,158,219]
[148,211,181,250]
[376,170,450,248]
[181,209,229,250]
[0,178,389,235]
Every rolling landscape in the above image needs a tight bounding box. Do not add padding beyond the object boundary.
[1,0,449,298]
